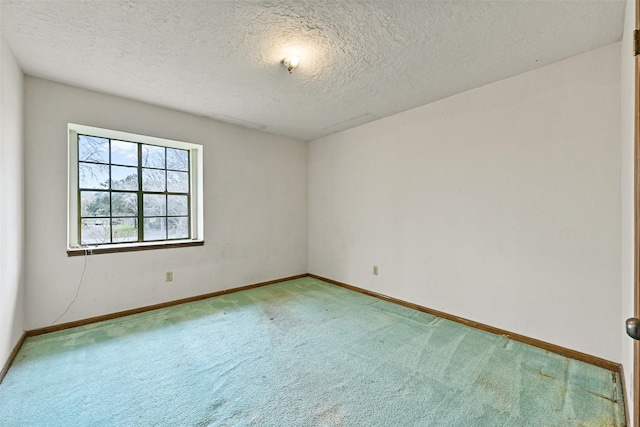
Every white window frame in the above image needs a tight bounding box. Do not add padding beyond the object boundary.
[67,123,204,255]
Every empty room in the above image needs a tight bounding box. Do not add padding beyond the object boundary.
[1,0,638,425]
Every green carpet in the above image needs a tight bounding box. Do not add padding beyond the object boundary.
[0,277,626,426]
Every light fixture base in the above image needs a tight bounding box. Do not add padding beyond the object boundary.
[282,56,300,74]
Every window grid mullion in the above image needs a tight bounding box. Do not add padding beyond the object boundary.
[162,193,168,242]
[137,143,144,242]
[77,151,82,245]
[187,150,191,239]
[77,133,193,246]
[108,139,113,243]
[164,148,168,240]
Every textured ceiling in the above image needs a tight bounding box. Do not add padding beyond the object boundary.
[0,1,626,141]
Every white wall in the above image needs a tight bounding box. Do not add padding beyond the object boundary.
[24,77,308,329]
[0,36,25,366]
[309,44,622,362]
[621,0,636,419]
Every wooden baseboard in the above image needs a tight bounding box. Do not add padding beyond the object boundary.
[3,274,307,382]
[27,274,308,337]
[0,332,27,385]
[619,363,630,423]
[14,272,623,376]
[308,274,622,373]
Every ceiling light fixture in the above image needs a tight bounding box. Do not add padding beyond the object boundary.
[283,56,299,74]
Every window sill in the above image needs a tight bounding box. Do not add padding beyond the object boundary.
[67,240,204,257]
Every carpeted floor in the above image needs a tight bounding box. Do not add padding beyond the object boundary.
[0,277,626,426]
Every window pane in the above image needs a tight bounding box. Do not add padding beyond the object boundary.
[142,169,165,192]
[79,162,109,189]
[112,192,138,216]
[143,217,166,241]
[73,129,199,249]
[167,195,188,216]
[112,218,138,242]
[111,166,138,191]
[143,194,166,216]
[78,135,109,163]
[81,191,110,217]
[80,219,111,245]
[167,171,189,193]
[111,140,138,166]
[142,145,165,169]
[168,217,189,239]
[167,148,188,171]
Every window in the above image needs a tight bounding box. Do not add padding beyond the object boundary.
[68,124,203,255]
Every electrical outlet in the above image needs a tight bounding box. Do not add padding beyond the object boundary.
[165,271,173,282]
[373,265,379,275]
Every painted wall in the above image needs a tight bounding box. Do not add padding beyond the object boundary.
[24,77,308,329]
[309,44,622,362]
[621,0,636,419]
[0,36,25,366]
